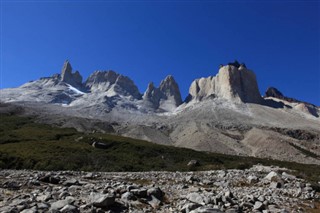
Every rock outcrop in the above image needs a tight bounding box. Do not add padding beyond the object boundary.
[60,60,83,88]
[265,87,285,99]
[143,75,182,111]
[85,71,141,99]
[187,62,263,103]
[265,87,319,117]
[159,75,182,106]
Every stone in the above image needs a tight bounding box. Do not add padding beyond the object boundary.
[265,171,280,181]
[147,195,161,209]
[37,203,49,210]
[131,188,147,198]
[89,192,115,208]
[36,192,52,202]
[270,181,282,188]
[181,203,201,213]
[189,207,224,213]
[187,160,200,167]
[224,190,233,198]
[39,175,60,184]
[121,192,136,202]
[50,200,70,211]
[20,208,36,213]
[253,201,264,210]
[281,172,296,180]
[63,179,79,186]
[147,187,164,200]
[247,175,258,184]
[187,192,205,205]
[60,204,78,213]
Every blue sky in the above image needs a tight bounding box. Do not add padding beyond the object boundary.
[1,1,319,105]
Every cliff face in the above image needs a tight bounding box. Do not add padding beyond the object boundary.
[188,64,263,104]
[143,75,182,111]
[60,60,83,88]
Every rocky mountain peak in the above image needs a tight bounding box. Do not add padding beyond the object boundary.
[85,70,141,99]
[60,60,83,88]
[159,75,182,106]
[265,87,285,99]
[143,75,182,110]
[188,62,263,103]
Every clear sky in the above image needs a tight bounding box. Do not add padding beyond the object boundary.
[1,0,319,105]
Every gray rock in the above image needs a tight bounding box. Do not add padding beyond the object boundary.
[131,188,147,198]
[247,175,258,184]
[60,204,78,213]
[270,182,282,189]
[39,175,60,184]
[147,187,164,200]
[37,203,49,210]
[253,201,264,210]
[63,179,79,186]
[281,172,296,180]
[20,208,37,213]
[50,200,70,211]
[187,192,205,205]
[265,171,280,181]
[89,192,115,208]
[181,203,201,213]
[121,192,136,202]
[147,195,161,209]
[188,160,200,167]
[190,206,223,213]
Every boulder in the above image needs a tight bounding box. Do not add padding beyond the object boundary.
[186,192,205,205]
[187,160,200,167]
[88,192,115,208]
[147,187,164,201]
[265,171,279,181]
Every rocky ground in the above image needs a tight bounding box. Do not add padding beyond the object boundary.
[0,165,319,213]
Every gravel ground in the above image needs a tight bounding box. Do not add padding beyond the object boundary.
[0,165,319,213]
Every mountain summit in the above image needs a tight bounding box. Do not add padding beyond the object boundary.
[143,75,182,111]
[187,61,262,104]
[60,60,83,89]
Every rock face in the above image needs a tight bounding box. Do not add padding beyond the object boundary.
[143,75,182,111]
[265,87,319,117]
[187,62,263,104]
[265,87,285,99]
[60,60,83,88]
[85,70,141,99]
[159,75,182,106]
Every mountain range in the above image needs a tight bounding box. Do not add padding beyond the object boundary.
[1,60,319,164]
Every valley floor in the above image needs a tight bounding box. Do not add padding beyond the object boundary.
[0,165,319,213]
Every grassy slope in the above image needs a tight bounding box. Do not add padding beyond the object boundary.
[0,113,319,187]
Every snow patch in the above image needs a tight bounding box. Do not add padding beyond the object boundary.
[67,84,85,95]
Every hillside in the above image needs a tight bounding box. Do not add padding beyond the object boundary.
[0,104,320,185]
